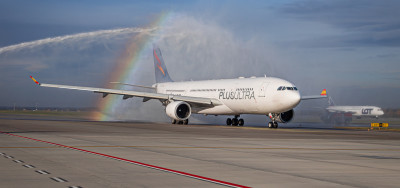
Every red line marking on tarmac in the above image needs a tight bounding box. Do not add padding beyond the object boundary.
[0,131,250,188]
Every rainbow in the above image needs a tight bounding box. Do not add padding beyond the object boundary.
[90,12,175,121]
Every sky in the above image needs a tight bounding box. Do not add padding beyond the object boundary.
[0,0,399,121]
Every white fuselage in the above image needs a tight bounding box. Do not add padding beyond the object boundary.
[156,77,301,115]
[326,106,384,118]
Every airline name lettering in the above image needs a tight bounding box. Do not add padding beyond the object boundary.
[219,91,255,100]
[362,108,373,114]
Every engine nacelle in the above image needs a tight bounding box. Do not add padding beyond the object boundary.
[165,101,191,121]
[277,109,294,123]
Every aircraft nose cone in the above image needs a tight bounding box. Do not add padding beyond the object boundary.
[288,91,301,108]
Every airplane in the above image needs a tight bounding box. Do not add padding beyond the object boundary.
[321,94,384,124]
[30,45,326,128]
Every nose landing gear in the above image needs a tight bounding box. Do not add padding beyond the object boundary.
[226,115,244,126]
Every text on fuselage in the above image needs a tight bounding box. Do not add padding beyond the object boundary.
[362,108,373,115]
[219,91,255,100]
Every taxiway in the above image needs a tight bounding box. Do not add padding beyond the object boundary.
[1,115,400,187]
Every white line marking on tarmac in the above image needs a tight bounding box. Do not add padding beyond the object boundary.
[22,164,35,168]
[35,170,50,175]
[50,177,68,183]
[13,160,24,163]
[4,155,14,159]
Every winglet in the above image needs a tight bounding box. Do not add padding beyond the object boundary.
[30,76,40,85]
[320,89,327,96]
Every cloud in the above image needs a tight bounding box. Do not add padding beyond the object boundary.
[279,0,400,47]
[0,27,160,108]
[0,58,48,72]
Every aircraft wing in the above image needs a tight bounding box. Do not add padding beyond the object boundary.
[30,76,222,106]
[301,89,327,100]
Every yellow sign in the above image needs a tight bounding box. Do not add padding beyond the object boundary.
[371,123,389,128]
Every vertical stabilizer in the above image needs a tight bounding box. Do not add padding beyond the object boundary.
[321,89,334,106]
[153,45,173,83]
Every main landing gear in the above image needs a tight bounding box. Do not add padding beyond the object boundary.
[226,115,244,126]
[268,122,278,128]
[172,119,189,125]
[268,113,278,128]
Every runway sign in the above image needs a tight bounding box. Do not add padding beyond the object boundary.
[371,123,389,128]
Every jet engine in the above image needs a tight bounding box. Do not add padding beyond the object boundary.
[165,101,191,121]
[277,109,294,123]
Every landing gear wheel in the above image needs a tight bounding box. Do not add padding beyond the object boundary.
[273,122,278,128]
[226,118,232,126]
[238,119,244,126]
[178,121,183,124]
[183,119,189,125]
[172,119,177,124]
[232,118,239,126]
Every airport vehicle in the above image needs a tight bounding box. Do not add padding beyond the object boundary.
[321,95,384,124]
[30,46,326,128]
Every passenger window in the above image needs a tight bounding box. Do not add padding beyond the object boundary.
[287,87,293,90]
[282,87,286,90]
[277,86,282,91]
[294,87,298,90]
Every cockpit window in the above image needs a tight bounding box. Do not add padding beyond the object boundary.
[278,86,298,91]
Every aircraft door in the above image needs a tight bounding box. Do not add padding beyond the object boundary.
[258,82,269,97]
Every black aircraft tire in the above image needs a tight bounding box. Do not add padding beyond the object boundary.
[226,118,232,125]
[232,118,239,126]
[238,119,244,126]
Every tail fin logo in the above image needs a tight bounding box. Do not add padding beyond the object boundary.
[153,49,166,76]
[320,89,327,96]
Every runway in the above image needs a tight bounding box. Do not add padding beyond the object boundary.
[1,115,400,187]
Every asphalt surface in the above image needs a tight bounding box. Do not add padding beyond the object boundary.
[1,115,400,188]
